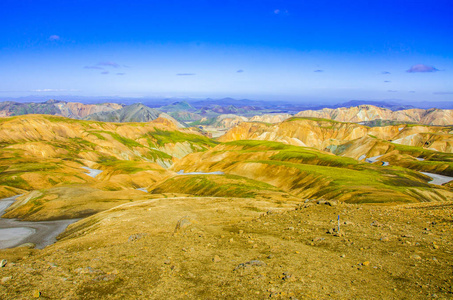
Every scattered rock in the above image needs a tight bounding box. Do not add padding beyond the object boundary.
[93,274,116,282]
[1,276,12,284]
[370,221,382,227]
[0,260,6,268]
[282,272,294,281]
[380,236,390,242]
[362,261,370,266]
[411,254,422,260]
[213,255,221,263]
[234,260,266,271]
[312,237,325,242]
[33,290,41,298]
[325,200,338,206]
[128,233,148,242]
[173,216,194,235]
[74,266,102,274]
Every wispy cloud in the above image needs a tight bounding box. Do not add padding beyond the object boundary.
[406,64,439,73]
[409,91,416,93]
[381,71,391,75]
[236,69,244,73]
[433,91,453,95]
[30,89,78,92]
[98,61,120,68]
[274,9,288,15]
[176,73,195,76]
[48,35,60,41]
[387,90,398,93]
[101,71,109,75]
[314,69,324,73]
[384,80,391,83]
[116,73,125,76]
[85,61,122,71]
[84,66,104,70]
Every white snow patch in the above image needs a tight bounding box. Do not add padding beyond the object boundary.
[82,166,103,178]
[366,155,383,163]
[421,172,453,186]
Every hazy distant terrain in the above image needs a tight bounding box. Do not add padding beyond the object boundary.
[1,99,453,128]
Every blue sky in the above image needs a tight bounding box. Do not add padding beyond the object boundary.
[0,0,452,103]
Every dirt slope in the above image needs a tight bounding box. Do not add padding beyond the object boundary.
[0,197,451,299]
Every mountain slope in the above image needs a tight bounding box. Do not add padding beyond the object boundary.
[0,100,123,119]
[85,103,187,127]
[0,114,217,198]
[296,105,453,125]
[158,101,196,112]
[171,140,453,204]
[219,118,453,153]
[84,103,160,122]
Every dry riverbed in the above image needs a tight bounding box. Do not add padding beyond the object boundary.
[0,196,78,249]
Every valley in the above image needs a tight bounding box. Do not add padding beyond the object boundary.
[0,103,452,299]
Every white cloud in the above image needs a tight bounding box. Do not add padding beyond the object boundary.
[48,35,60,41]
[406,64,439,73]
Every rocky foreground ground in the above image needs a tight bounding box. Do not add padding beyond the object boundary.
[0,197,452,299]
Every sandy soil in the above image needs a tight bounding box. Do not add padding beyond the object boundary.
[0,197,451,299]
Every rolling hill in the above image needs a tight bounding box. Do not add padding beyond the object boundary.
[296,105,453,126]
[0,111,452,299]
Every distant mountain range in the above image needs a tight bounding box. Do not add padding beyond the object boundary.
[84,103,187,127]
[295,105,453,126]
[0,100,122,119]
[1,99,452,127]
